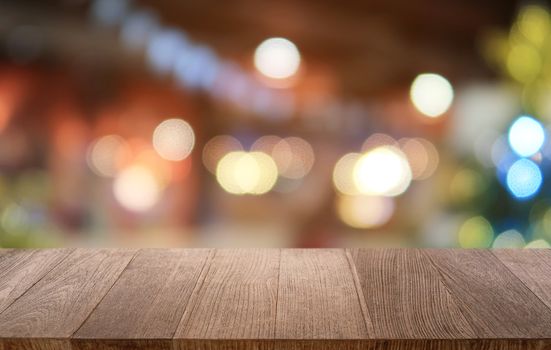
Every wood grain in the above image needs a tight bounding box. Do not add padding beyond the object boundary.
[349,249,475,339]
[0,248,135,349]
[173,249,279,349]
[1,248,551,350]
[74,249,213,350]
[493,249,551,310]
[0,249,73,314]
[424,249,551,339]
[275,249,369,340]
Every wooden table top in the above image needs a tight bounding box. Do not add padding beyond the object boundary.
[0,248,551,350]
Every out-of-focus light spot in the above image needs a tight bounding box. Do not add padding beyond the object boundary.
[177,47,220,91]
[492,229,526,248]
[216,151,278,195]
[86,135,130,177]
[251,135,282,154]
[113,165,161,212]
[90,0,129,26]
[506,158,542,199]
[120,10,159,50]
[152,118,195,161]
[146,29,188,74]
[333,153,362,195]
[525,239,551,248]
[458,216,494,248]
[361,133,396,152]
[353,146,412,197]
[1,204,30,233]
[336,195,395,229]
[449,168,486,203]
[410,73,454,118]
[507,45,541,83]
[399,138,439,180]
[254,38,301,79]
[517,5,551,47]
[272,137,315,179]
[508,116,545,157]
[203,135,243,173]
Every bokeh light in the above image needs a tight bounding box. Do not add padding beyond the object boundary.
[361,133,397,152]
[353,146,412,196]
[449,168,487,203]
[333,153,362,195]
[525,239,551,248]
[152,118,195,161]
[86,135,131,177]
[272,137,315,179]
[254,38,301,79]
[507,116,545,157]
[113,165,162,212]
[399,138,439,180]
[203,135,243,173]
[506,158,542,199]
[458,216,494,248]
[410,73,454,118]
[336,195,395,229]
[146,29,188,74]
[492,229,526,248]
[517,5,550,47]
[216,151,278,195]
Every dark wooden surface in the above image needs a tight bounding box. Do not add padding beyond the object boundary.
[1,249,551,350]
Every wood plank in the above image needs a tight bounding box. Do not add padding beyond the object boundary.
[173,249,279,350]
[275,249,369,341]
[0,249,73,314]
[0,249,136,349]
[493,249,551,310]
[73,248,213,350]
[348,248,475,340]
[424,249,551,339]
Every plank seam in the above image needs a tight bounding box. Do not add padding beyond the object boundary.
[0,248,75,317]
[490,250,551,315]
[171,248,216,340]
[344,248,374,336]
[273,248,282,338]
[420,250,486,338]
[70,249,139,338]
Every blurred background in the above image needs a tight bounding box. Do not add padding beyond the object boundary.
[1,0,551,248]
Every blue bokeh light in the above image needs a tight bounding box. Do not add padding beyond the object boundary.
[506,158,543,199]
[508,116,545,157]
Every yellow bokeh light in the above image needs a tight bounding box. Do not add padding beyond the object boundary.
[506,44,541,83]
[517,5,550,47]
[216,151,278,195]
[525,239,551,248]
[333,153,362,195]
[458,216,494,248]
[113,165,162,212]
[254,37,301,79]
[353,146,412,197]
[202,135,243,173]
[336,195,395,229]
[410,73,454,118]
[152,118,195,161]
[86,135,130,177]
[449,168,486,203]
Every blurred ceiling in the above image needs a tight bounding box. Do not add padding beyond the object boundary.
[0,0,519,98]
